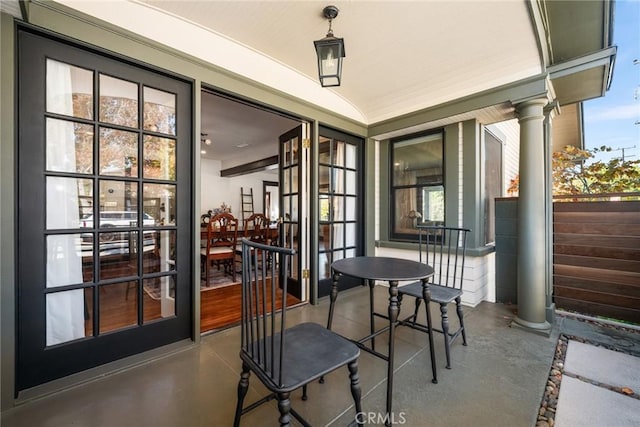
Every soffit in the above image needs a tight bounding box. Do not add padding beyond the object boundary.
[544,0,615,106]
[552,102,583,152]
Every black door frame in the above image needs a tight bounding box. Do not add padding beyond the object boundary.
[16,26,193,392]
[315,126,365,298]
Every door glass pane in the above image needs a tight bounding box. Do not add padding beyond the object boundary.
[319,165,330,194]
[345,170,356,195]
[47,234,85,287]
[283,195,291,218]
[99,127,138,177]
[332,169,344,193]
[46,289,89,346]
[332,223,344,249]
[291,137,299,164]
[79,234,94,283]
[333,140,345,167]
[46,59,93,120]
[332,196,344,222]
[99,74,138,128]
[345,248,356,259]
[99,230,137,280]
[84,288,94,337]
[319,137,331,164]
[98,181,139,225]
[47,177,93,230]
[46,118,93,174]
[283,140,291,167]
[290,195,298,221]
[143,135,176,180]
[319,195,330,221]
[345,223,356,247]
[283,168,290,192]
[291,166,299,193]
[319,250,331,281]
[143,87,176,135]
[144,230,176,273]
[99,281,138,334]
[143,276,175,323]
[345,196,356,221]
[345,143,356,169]
[143,183,175,226]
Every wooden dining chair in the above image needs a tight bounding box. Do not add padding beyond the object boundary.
[237,212,273,268]
[201,213,238,283]
[234,239,363,427]
[243,213,270,244]
[398,225,471,370]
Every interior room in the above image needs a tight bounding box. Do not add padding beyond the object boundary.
[199,90,303,332]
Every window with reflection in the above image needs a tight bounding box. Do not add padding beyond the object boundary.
[390,131,444,241]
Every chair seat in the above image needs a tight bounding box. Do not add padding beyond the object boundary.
[200,247,233,256]
[241,322,359,393]
[399,281,462,304]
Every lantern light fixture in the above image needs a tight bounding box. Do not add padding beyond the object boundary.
[314,5,345,87]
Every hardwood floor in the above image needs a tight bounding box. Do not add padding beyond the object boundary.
[200,280,301,333]
[86,257,301,335]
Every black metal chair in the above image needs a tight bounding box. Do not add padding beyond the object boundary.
[233,239,363,427]
[398,225,471,371]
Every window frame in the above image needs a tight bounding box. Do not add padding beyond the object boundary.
[389,129,445,242]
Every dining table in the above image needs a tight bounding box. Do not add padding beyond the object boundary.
[327,256,437,426]
[200,223,279,244]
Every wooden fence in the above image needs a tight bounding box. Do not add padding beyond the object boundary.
[553,195,640,324]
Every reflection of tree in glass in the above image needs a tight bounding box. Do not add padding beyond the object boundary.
[71,94,176,181]
[100,96,138,128]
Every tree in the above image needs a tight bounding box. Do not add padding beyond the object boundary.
[507,145,640,196]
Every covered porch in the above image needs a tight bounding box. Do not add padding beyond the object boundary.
[4,285,638,426]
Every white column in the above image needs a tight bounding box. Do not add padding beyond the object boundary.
[512,99,552,335]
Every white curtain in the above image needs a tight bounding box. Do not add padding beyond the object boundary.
[45,59,85,345]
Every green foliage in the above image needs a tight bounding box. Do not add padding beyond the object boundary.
[507,145,640,196]
[553,145,640,195]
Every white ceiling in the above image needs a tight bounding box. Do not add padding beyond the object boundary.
[12,1,605,166]
[139,0,542,124]
[46,0,542,165]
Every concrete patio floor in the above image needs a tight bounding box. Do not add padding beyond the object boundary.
[6,284,633,427]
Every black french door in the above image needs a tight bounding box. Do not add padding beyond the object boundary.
[279,125,307,300]
[16,28,193,392]
[317,127,364,297]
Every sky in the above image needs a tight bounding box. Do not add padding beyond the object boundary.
[582,0,640,163]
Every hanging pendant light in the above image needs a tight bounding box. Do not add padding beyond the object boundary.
[314,5,346,87]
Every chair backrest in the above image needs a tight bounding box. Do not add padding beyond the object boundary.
[417,225,470,290]
[243,213,270,244]
[240,239,295,388]
[207,213,238,251]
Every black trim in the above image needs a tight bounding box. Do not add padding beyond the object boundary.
[16,27,193,392]
[316,125,365,298]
